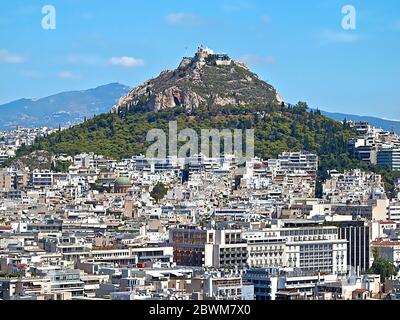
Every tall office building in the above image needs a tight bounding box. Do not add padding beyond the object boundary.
[377,148,400,171]
[336,220,371,273]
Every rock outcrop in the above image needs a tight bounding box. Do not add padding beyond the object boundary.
[113,47,282,113]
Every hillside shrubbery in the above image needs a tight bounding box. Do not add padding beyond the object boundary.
[10,101,399,198]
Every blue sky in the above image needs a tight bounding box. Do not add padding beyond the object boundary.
[0,0,399,119]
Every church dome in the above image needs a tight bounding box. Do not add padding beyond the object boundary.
[114,177,131,186]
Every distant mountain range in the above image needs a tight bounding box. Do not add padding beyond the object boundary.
[318,110,400,134]
[0,83,130,130]
[0,78,398,135]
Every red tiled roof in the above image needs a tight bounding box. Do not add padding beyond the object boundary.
[372,239,400,246]
[379,221,397,225]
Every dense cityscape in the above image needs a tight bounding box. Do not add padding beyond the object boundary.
[1,2,400,314]
[1,120,400,301]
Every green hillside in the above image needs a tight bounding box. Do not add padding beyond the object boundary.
[9,101,400,198]
[16,102,349,158]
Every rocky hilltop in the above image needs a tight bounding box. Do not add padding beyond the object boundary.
[113,47,282,113]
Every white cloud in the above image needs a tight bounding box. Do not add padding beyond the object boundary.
[66,55,144,68]
[0,49,26,64]
[238,55,276,65]
[165,13,203,26]
[58,71,80,79]
[319,30,361,44]
[109,56,144,68]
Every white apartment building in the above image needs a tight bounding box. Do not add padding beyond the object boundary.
[389,202,400,221]
[243,226,348,275]
[214,229,248,269]
[276,152,318,173]
[244,267,338,300]
[169,227,248,268]
[243,229,287,268]
[31,170,54,189]
[323,169,385,204]
[372,240,400,268]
